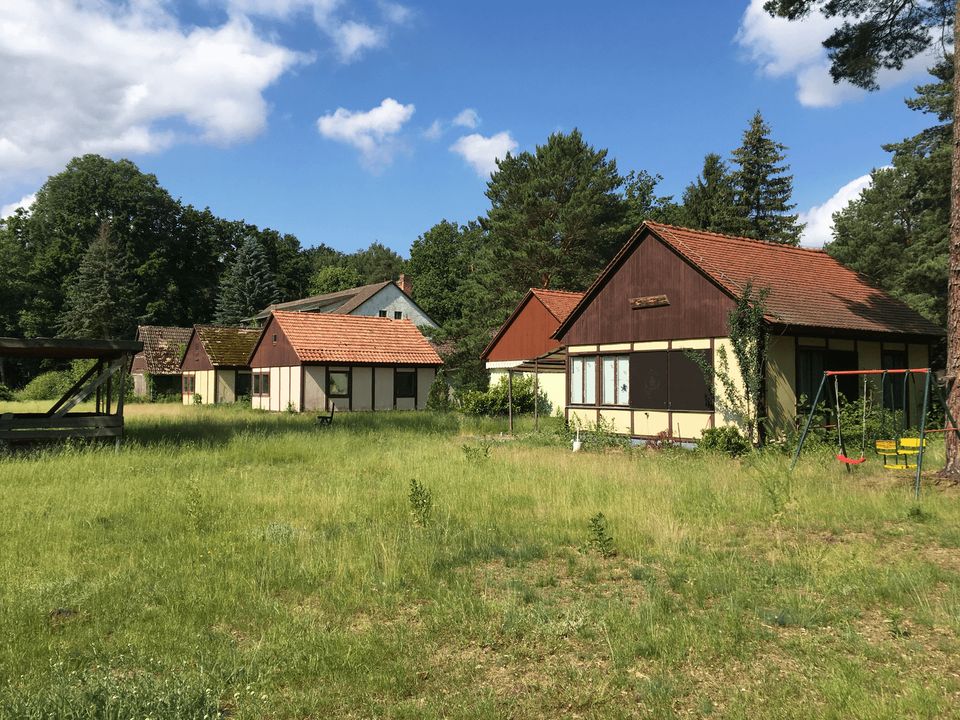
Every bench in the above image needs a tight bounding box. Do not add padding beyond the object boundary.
[317,401,336,426]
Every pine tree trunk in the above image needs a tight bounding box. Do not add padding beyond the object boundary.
[946,6,960,475]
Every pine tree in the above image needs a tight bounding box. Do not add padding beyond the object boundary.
[59,222,137,339]
[681,153,741,234]
[730,112,804,245]
[215,235,279,325]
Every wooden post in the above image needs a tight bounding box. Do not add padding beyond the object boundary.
[508,369,513,435]
[534,359,539,432]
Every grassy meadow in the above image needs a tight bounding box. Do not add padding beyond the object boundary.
[1,403,960,718]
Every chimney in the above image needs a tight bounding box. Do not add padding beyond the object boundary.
[398,273,412,295]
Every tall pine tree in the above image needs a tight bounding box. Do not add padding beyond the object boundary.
[829,57,952,325]
[59,222,137,339]
[681,153,741,233]
[730,112,804,245]
[215,235,279,325]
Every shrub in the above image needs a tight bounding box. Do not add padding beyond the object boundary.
[459,374,548,416]
[427,368,453,412]
[408,478,433,527]
[699,426,751,457]
[0,383,14,401]
[587,512,616,558]
[16,370,74,401]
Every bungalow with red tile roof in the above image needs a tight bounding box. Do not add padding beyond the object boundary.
[248,311,442,412]
[552,221,944,442]
[481,288,584,413]
[180,325,261,405]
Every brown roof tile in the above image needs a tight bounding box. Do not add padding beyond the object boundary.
[530,288,584,323]
[134,326,192,374]
[644,222,942,336]
[252,281,392,321]
[195,325,261,366]
[270,311,442,365]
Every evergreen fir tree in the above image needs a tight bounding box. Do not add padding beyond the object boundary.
[730,112,804,245]
[681,153,741,233]
[215,235,279,325]
[59,221,137,339]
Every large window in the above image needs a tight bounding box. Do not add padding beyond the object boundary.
[602,355,630,406]
[570,356,596,405]
[395,369,416,398]
[797,347,858,407]
[253,371,270,396]
[628,350,712,412]
[328,369,350,398]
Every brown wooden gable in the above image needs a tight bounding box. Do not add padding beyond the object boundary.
[558,232,736,346]
[248,315,301,368]
[180,330,213,371]
[485,293,562,362]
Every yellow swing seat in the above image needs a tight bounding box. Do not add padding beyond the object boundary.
[875,440,904,470]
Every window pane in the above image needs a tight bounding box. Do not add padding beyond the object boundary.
[329,371,349,396]
[583,357,596,405]
[394,311,403,320]
[570,358,583,404]
[602,357,615,405]
[252,374,260,395]
[630,351,668,409]
[378,310,387,317]
[261,373,270,395]
[670,350,713,412]
[617,356,629,405]
[396,370,416,398]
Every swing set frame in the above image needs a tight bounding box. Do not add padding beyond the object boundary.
[790,368,960,498]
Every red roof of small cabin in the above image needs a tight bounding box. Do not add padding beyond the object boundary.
[482,288,584,362]
[261,311,442,365]
[555,221,943,340]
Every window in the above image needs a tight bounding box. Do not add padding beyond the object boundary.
[395,369,416,398]
[569,356,596,405]
[394,311,403,320]
[328,369,350,397]
[378,310,387,318]
[253,371,270,396]
[236,372,251,398]
[182,374,194,394]
[602,355,630,406]
[797,347,858,407]
[882,349,908,413]
[615,350,713,412]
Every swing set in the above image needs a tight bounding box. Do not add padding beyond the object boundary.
[790,368,960,498]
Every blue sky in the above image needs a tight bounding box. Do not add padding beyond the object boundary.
[0,1,941,251]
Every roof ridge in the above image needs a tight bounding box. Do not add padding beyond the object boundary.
[531,287,583,296]
[646,221,827,255]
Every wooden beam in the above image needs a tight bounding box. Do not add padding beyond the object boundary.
[630,294,669,310]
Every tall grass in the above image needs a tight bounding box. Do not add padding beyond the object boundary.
[1,404,958,718]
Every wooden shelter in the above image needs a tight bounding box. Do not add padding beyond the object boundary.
[0,337,141,445]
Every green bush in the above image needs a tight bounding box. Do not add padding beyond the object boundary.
[699,425,751,457]
[459,374,548,416]
[16,370,74,400]
[427,369,452,411]
[0,383,14,401]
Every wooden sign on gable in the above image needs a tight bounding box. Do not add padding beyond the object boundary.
[630,294,669,310]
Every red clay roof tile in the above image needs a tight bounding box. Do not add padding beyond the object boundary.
[642,222,941,336]
[530,288,584,323]
[270,311,442,365]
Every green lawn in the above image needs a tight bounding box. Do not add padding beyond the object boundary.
[1,403,959,719]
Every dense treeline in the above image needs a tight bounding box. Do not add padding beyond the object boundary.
[0,155,405,386]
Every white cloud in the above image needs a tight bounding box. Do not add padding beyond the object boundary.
[450,131,518,178]
[1,192,35,218]
[423,119,444,140]
[736,0,938,107]
[799,172,877,246]
[223,0,407,62]
[317,97,415,169]
[452,108,480,129]
[0,2,304,190]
